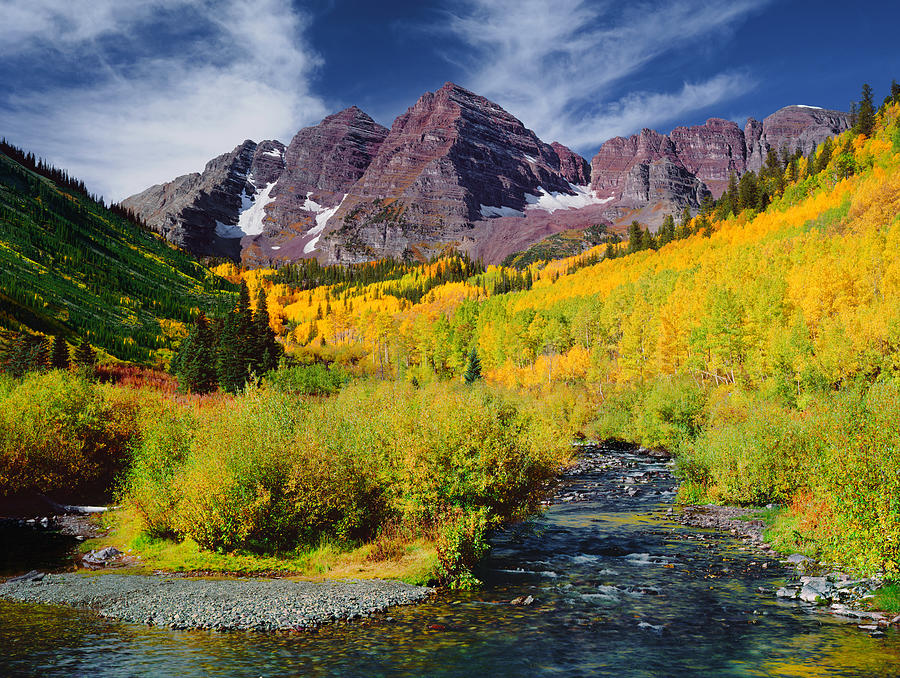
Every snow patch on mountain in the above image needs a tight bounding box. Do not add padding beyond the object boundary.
[525,184,613,213]
[303,193,347,254]
[237,182,277,236]
[216,182,277,238]
[480,204,525,218]
[263,149,284,158]
[794,105,823,109]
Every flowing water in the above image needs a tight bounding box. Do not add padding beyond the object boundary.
[2,446,899,677]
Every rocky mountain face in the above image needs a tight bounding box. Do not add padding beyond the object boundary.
[122,108,387,265]
[124,86,848,266]
[318,83,588,263]
[240,107,389,266]
[122,140,286,259]
[744,105,851,172]
[590,105,850,226]
[551,142,591,185]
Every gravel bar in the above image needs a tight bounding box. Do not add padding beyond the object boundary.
[1,573,431,631]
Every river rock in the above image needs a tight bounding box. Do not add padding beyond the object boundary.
[83,547,122,566]
[7,570,45,583]
[798,577,833,605]
[510,595,535,606]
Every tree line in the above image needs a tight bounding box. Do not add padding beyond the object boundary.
[0,330,96,377]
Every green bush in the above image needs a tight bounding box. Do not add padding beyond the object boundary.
[0,370,140,500]
[673,379,900,577]
[586,376,706,450]
[677,401,814,504]
[262,363,346,395]
[435,508,491,589]
[122,381,565,584]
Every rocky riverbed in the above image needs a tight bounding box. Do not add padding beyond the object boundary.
[0,573,431,631]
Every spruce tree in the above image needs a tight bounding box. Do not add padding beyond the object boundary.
[216,312,246,393]
[50,335,70,370]
[463,347,482,384]
[815,137,833,173]
[855,83,875,137]
[627,221,644,253]
[250,289,281,375]
[678,206,693,238]
[176,313,217,394]
[73,337,97,369]
[726,172,739,216]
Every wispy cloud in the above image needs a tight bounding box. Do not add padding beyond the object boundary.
[0,0,327,201]
[441,0,767,152]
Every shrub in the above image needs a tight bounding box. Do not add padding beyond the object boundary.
[586,376,706,450]
[0,371,141,500]
[677,401,815,504]
[122,381,566,585]
[435,508,491,589]
[262,363,346,395]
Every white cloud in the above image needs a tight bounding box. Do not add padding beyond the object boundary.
[441,0,767,152]
[0,0,327,201]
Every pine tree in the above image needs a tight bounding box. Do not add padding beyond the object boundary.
[463,347,482,384]
[50,335,70,370]
[738,171,759,211]
[216,312,246,393]
[725,172,739,216]
[176,313,217,394]
[658,214,676,245]
[628,221,644,253]
[73,337,97,369]
[678,206,693,238]
[815,137,833,173]
[250,289,281,375]
[855,83,876,137]
[892,79,900,104]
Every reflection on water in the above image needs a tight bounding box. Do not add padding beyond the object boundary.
[1,448,898,677]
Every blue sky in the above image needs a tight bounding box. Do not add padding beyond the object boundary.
[1,0,898,201]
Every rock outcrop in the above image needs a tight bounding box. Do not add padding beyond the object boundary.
[551,142,591,185]
[744,105,850,172]
[123,108,388,266]
[241,107,389,266]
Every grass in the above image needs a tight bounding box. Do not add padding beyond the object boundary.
[85,508,438,585]
[871,584,900,614]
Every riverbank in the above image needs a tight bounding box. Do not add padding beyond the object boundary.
[678,502,900,634]
[0,572,431,631]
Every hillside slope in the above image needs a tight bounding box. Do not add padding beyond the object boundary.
[0,150,233,362]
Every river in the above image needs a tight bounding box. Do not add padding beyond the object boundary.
[1,446,898,677]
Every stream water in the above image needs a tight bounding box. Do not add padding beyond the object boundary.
[1,446,898,677]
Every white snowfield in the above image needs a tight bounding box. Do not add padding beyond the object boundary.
[480,184,612,219]
[793,105,824,109]
[237,181,277,236]
[303,192,347,253]
[262,149,284,158]
[525,183,613,213]
[215,181,277,238]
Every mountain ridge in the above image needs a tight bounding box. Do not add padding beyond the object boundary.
[122,83,849,266]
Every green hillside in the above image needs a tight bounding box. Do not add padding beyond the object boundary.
[0,148,234,363]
